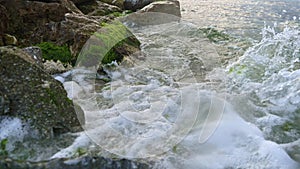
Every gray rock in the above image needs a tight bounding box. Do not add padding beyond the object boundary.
[0,46,82,138]
[124,0,154,11]
[22,46,44,68]
[99,0,125,9]
[139,0,181,17]
[121,0,181,26]
[43,60,72,74]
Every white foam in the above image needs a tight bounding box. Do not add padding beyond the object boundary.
[0,117,29,151]
[56,23,300,168]
[156,102,298,169]
[50,132,92,159]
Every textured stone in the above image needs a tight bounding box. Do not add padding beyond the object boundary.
[22,46,44,68]
[0,4,8,46]
[0,156,151,169]
[99,0,125,9]
[0,47,82,138]
[0,91,10,115]
[124,0,154,11]
[139,0,181,17]
[43,60,72,74]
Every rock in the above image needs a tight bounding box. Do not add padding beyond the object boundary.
[1,0,141,73]
[28,0,61,2]
[0,0,71,45]
[139,0,181,18]
[121,0,181,26]
[2,34,18,46]
[73,0,123,17]
[0,4,8,46]
[71,0,95,4]
[124,0,154,11]
[76,20,141,68]
[0,47,82,138]
[0,92,10,115]
[43,60,72,74]
[22,46,44,68]
[86,1,122,16]
[99,0,125,9]
[0,156,151,169]
[72,0,98,14]
[61,0,84,14]
[62,13,106,56]
[1,0,138,61]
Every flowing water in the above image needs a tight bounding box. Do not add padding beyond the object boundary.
[1,0,300,168]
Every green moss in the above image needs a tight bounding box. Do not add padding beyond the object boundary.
[35,42,73,64]
[100,22,108,27]
[228,64,246,74]
[172,145,177,153]
[77,21,140,66]
[0,138,8,157]
[280,122,293,131]
[110,12,123,17]
[75,147,87,156]
[198,28,230,42]
[163,114,170,120]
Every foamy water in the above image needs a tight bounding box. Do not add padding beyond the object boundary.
[1,0,300,168]
[52,18,300,168]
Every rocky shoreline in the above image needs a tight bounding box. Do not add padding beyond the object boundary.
[0,0,181,168]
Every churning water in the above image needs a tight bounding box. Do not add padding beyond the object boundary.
[1,0,300,168]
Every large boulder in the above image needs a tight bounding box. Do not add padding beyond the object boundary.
[0,0,140,62]
[0,47,82,138]
[76,20,141,68]
[124,0,154,11]
[139,0,181,17]
[121,0,181,26]
[0,0,73,45]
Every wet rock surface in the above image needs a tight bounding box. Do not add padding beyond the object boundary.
[0,156,151,169]
[0,47,81,138]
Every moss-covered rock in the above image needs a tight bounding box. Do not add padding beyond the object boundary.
[0,46,82,138]
[76,20,141,67]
